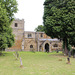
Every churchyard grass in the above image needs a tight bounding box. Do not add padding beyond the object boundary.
[0,51,75,75]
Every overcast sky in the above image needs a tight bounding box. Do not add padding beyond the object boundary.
[14,0,45,31]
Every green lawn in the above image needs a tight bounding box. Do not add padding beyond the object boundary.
[0,52,75,75]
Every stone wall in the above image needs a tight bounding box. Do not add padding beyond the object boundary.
[24,38,37,51]
[50,41,63,51]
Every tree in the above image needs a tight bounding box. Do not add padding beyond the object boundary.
[35,25,45,32]
[43,0,75,55]
[0,0,18,51]
[0,0,18,22]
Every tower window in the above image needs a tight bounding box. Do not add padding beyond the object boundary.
[15,23,18,27]
[28,34,32,38]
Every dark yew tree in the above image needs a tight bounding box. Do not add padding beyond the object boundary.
[43,0,75,55]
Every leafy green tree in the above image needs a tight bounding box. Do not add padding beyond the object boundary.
[35,25,45,32]
[0,0,18,22]
[43,0,75,55]
[0,0,18,51]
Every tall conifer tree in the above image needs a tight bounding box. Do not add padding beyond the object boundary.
[43,0,75,55]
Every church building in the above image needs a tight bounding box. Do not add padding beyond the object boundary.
[6,19,62,52]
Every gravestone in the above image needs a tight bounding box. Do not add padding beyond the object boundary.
[66,57,71,64]
[20,57,24,68]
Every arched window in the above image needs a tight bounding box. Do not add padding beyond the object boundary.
[53,44,58,47]
[30,45,33,48]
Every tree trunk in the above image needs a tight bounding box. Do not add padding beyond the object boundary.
[64,39,69,55]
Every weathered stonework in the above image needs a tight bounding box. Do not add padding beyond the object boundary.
[6,19,63,52]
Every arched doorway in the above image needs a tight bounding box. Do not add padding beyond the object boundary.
[45,43,49,52]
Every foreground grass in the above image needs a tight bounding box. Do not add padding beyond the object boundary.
[0,52,75,75]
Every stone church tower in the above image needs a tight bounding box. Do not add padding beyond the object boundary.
[6,19,25,51]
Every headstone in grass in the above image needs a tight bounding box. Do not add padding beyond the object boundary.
[66,57,71,64]
[20,57,24,68]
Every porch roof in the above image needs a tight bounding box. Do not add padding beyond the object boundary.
[39,39,59,41]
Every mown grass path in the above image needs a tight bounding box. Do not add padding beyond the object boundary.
[0,52,75,75]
